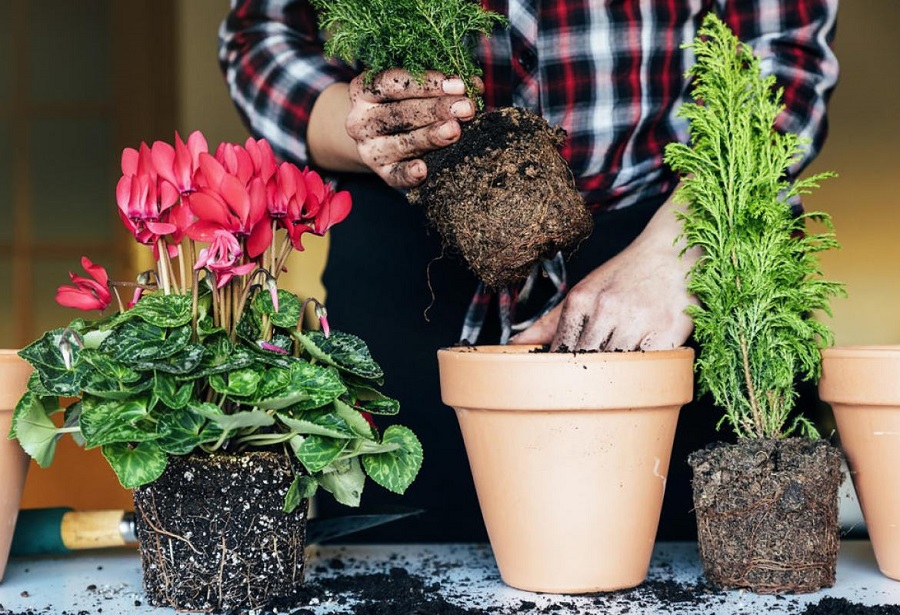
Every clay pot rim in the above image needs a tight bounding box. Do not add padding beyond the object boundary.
[439,345,693,363]
[822,345,900,359]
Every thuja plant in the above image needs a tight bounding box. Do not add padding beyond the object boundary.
[311,0,506,104]
[664,13,844,439]
[10,131,423,510]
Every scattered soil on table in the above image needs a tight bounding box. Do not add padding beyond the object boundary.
[800,598,900,614]
[689,438,843,594]
[3,564,900,614]
[408,106,593,289]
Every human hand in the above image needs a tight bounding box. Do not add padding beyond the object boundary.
[510,196,700,351]
[345,69,479,189]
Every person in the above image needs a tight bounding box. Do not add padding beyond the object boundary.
[218,0,839,542]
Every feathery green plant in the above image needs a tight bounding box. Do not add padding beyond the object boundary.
[664,13,843,440]
[311,0,506,104]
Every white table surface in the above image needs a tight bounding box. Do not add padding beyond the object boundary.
[0,541,897,614]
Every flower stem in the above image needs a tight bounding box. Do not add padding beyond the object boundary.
[177,244,187,294]
[157,240,171,295]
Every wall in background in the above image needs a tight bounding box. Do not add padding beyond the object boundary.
[804,1,900,345]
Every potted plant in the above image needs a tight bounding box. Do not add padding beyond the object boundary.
[819,347,900,581]
[8,131,423,611]
[0,350,32,582]
[664,14,844,594]
[311,0,593,289]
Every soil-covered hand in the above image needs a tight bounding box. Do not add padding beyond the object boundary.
[510,195,699,351]
[346,69,479,189]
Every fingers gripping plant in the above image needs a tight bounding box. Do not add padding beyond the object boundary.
[664,14,843,440]
[311,0,506,104]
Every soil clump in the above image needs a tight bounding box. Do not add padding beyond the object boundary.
[133,451,308,612]
[689,438,843,594]
[408,107,593,289]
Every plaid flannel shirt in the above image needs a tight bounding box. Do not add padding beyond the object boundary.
[219,0,838,343]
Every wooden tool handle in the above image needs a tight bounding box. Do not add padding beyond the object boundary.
[60,510,130,550]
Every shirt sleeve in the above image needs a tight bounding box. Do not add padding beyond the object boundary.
[218,0,357,166]
[716,0,839,177]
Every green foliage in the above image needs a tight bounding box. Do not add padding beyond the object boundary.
[11,288,422,507]
[664,14,844,440]
[311,0,506,104]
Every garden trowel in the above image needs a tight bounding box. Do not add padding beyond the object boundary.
[10,506,422,557]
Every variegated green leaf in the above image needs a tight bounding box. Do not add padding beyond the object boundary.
[101,321,191,363]
[102,441,167,489]
[253,361,345,410]
[79,397,156,448]
[362,425,423,495]
[293,435,348,473]
[153,372,194,409]
[283,475,317,513]
[126,293,193,327]
[316,457,365,507]
[209,366,264,397]
[278,411,354,439]
[294,330,383,380]
[10,392,63,466]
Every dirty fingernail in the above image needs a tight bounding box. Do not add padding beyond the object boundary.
[442,78,466,95]
[409,161,426,178]
[438,122,459,141]
[450,100,473,118]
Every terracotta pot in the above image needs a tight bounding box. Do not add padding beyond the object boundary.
[0,350,33,582]
[820,345,900,580]
[437,345,694,593]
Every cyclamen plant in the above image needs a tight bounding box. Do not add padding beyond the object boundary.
[10,131,423,510]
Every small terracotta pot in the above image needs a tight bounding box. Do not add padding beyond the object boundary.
[820,345,900,580]
[0,350,33,582]
[438,345,694,593]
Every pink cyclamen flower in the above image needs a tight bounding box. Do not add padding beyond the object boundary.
[244,137,277,184]
[216,138,277,186]
[266,276,279,313]
[257,340,289,355]
[116,142,181,246]
[314,303,330,338]
[187,153,272,258]
[151,130,208,196]
[283,171,352,251]
[313,188,352,235]
[56,257,112,312]
[194,229,256,288]
[267,162,306,220]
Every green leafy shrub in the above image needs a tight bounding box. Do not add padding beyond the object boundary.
[664,13,844,439]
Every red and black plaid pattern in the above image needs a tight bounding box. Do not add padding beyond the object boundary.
[220,0,838,212]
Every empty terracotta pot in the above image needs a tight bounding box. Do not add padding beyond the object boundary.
[820,345,900,580]
[0,350,33,582]
[438,345,694,593]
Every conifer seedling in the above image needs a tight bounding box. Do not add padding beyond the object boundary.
[664,13,844,440]
[311,0,506,105]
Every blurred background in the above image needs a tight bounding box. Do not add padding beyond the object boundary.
[0,1,897,511]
